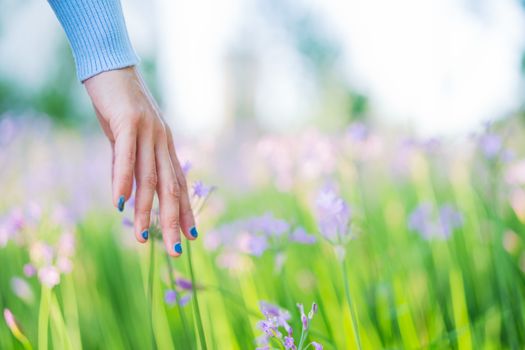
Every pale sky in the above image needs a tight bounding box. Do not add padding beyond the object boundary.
[1,0,524,137]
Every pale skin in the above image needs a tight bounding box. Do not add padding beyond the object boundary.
[84,66,196,257]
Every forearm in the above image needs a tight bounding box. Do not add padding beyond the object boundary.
[48,0,139,82]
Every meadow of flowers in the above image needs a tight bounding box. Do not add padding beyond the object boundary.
[1,114,525,349]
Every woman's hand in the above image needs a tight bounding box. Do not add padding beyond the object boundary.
[84,67,197,257]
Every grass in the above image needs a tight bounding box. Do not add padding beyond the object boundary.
[1,123,525,349]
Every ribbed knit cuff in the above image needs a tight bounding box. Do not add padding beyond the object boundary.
[48,0,139,82]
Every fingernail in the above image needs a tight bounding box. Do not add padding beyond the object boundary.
[141,230,149,240]
[174,242,183,254]
[118,195,125,212]
[190,226,198,238]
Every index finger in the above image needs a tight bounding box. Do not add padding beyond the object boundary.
[113,127,137,211]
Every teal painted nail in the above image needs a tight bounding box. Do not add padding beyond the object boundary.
[174,242,182,254]
[118,195,125,212]
[141,230,149,240]
[190,226,198,238]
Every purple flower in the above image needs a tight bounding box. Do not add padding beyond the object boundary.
[192,180,213,198]
[57,256,73,273]
[311,341,323,350]
[408,203,433,238]
[58,232,76,257]
[421,137,441,154]
[290,228,316,244]
[249,213,290,237]
[0,208,25,244]
[480,133,502,159]
[165,288,192,307]
[176,277,194,291]
[178,294,191,307]
[246,235,268,256]
[0,227,7,248]
[164,290,178,305]
[308,302,318,319]
[315,187,351,242]
[38,266,60,288]
[439,205,463,237]
[122,217,133,228]
[204,213,313,268]
[23,264,36,277]
[3,309,22,337]
[256,301,322,350]
[10,277,33,302]
[259,301,291,322]
[297,303,308,329]
[259,301,292,334]
[0,117,16,146]
[30,242,54,266]
[408,203,463,240]
[297,302,317,331]
[181,161,192,176]
[347,122,368,142]
[284,336,296,349]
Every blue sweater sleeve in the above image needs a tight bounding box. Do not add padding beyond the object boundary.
[48,0,139,82]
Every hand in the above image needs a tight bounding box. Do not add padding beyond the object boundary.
[84,67,197,257]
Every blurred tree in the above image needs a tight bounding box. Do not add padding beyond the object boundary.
[258,0,370,129]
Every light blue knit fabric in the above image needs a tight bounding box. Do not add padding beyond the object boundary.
[48,0,139,82]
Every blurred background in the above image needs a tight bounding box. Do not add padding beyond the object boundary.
[4,1,525,349]
[2,0,525,136]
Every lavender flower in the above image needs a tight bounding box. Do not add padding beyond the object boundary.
[315,187,351,243]
[408,202,463,240]
[238,234,268,257]
[38,266,60,288]
[439,204,463,237]
[249,213,290,237]
[164,289,191,307]
[284,336,297,349]
[122,217,133,228]
[205,213,316,270]
[164,290,178,305]
[257,301,291,346]
[3,309,18,333]
[164,275,195,307]
[10,277,34,303]
[256,301,321,350]
[347,122,368,142]
[298,304,308,329]
[29,242,54,266]
[297,302,318,331]
[0,117,16,146]
[0,208,25,246]
[311,342,323,350]
[3,308,31,349]
[192,180,213,198]
[480,133,502,159]
[290,228,316,244]
[23,264,36,277]
[181,161,192,176]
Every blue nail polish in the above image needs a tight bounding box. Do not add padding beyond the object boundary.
[190,226,198,238]
[141,230,149,240]
[118,195,125,212]
[174,242,183,254]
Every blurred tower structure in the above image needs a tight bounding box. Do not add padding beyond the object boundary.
[223,38,259,133]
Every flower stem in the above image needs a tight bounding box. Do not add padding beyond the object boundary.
[38,286,51,350]
[148,240,157,350]
[341,259,362,350]
[186,241,208,350]
[297,327,308,350]
[165,252,192,348]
